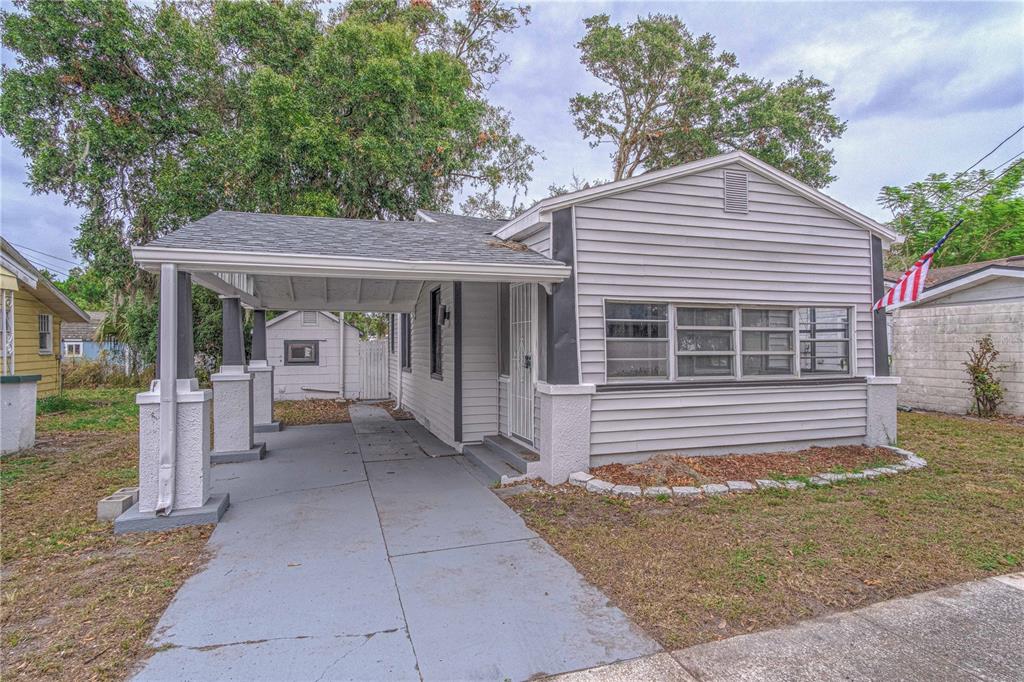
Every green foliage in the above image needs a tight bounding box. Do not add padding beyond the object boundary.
[879,162,1024,269]
[963,335,1006,418]
[570,14,845,185]
[2,0,535,361]
[344,312,389,339]
[53,266,109,311]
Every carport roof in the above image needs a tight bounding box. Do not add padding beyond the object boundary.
[140,210,556,268]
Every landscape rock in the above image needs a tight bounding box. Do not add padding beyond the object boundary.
[643,486,672,498]
[612,484,643,499]
[586,478,616,494]
[671,486,702,497]
[569,471,594,487]
[726,480,756,492]
[755,479,783,489]
[701,483,730,496]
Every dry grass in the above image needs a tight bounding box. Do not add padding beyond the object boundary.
[1,428,211,681]
[507,412,1024,650]
[273,398,353,425]
[373,399,415,421]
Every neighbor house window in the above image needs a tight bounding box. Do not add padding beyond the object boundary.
[605,302,668,380]
[301,311,318,326]
[606,302,852,383]
[284,340,318,365]
[676,307,735,378]
[430,287,443,378]
[799,307,851,374]
[38,314,52,354]
[740,308,795,376]
[64,341,84,358]
[400,313,412,370]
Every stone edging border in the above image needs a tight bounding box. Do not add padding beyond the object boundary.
[568,445,927,499]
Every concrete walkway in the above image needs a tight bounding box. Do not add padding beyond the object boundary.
[552,572,1024,681]
[134,405,658,681]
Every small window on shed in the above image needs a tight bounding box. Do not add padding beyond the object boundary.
[301,311,318,326]
[723,170,748,214]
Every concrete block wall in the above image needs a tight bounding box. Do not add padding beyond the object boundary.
[891,301,1024,415]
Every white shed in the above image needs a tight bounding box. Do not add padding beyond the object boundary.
[266,310,386,401]
[890,258,1024,415]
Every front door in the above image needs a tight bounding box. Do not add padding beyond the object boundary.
[509,283,534,443]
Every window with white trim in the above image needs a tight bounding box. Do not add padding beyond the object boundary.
[605,302,668,379]
[605,301,852,382]
[64,341,84,357]
[799,307,851,374]
[38,314,52,354]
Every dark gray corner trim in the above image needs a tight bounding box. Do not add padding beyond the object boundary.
[0,374,41,384]
[871,235,890,376]
[596,377,868,393]
[453,281,463,443]
[177,271,195,379]
[546,207,580,384]
[221,297,245,366]
[251,309,268,362]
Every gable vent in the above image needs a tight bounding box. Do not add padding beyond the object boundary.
[723,170,749,214]
[301,311,318,326]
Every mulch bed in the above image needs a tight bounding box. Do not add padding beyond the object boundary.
[273,398,353,425]
[374,399,415,421]
[591,445,897,487]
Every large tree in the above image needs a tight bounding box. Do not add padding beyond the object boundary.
[570,14,846,186]
[2,0,535,362]
[879,161,1024,269]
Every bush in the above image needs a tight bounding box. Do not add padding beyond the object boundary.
[963,335,1005,417]
[61,356,151,389]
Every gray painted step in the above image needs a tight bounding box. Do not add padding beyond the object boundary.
[463,443,523,485]
[482,434,536,473]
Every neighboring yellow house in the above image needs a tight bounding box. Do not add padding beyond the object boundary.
[1,237,89,397]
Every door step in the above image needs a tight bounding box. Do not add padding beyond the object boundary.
[463,442,525,486]
[483,435,538,471]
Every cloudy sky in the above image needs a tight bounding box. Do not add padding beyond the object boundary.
[1,0,1022,277]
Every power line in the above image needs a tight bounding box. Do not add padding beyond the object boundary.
[955,123,1024,179]
[8,241,81,266]
[24,256,70,279]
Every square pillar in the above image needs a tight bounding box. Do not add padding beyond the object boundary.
[212,297,265,463]
[1,375,40,455]
[535,382,595,484]
[866,376,901,447]
[117,268,227,533]
[248,309,279,432]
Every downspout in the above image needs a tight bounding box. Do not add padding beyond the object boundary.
[156,263,178,515]
[396,313,404,409]
[338,311,345,399]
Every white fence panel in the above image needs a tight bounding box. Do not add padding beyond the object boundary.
[359,339,389,400]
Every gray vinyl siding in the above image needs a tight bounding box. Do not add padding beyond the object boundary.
[590,383,868,460]
[924,277,1023,307]
[521,225,551,258]
[572,163,878,458]
[394,282,456,446]
[461,282,499,442]
[574,163,875,386]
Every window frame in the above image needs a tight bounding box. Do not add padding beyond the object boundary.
[38,314,53,355]
[799,307,853,375]
[603,302,670,381]
[64,340,84,358]
[429,287,444,379]
[283,339,319,366]
[603,299,854,384]
[400,313,412,371]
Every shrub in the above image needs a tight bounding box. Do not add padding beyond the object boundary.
[61,356,150,389]
[963,335,1005,417]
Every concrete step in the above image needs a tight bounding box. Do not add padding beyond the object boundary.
[463,443,523,485]
[482,435,537,473]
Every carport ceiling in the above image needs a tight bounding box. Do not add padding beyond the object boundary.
[251,275,422,312]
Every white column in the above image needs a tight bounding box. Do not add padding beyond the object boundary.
[248,310,279,432]
[866,375,901,446]
[211,296,264,462]
[535,382,595,484]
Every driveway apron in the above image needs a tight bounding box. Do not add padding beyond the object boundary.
[134,406,658,681]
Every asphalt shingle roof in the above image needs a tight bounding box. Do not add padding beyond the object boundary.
[885,255,1024,286]
[143,211,559,267]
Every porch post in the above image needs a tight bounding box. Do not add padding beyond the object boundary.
[248,309,279,432]
[211,297,265,463]
[118,267,225,533]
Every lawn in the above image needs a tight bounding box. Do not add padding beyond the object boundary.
[507,412,1024,650]
[1,388,211,681]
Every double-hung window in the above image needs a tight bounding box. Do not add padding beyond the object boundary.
[605,303,669,379]
[605,301,852,382]
[38,314,52,354]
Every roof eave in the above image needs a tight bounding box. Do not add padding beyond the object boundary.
[899,266,1024,308]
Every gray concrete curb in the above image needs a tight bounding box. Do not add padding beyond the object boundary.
[569,445,927,500]
[210,441,267,465]
[114,493,229,534]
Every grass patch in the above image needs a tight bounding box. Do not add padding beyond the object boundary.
[2,402,211,680]
[507,412,1024,650]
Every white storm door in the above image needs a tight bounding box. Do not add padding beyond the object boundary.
[508,283,534,443]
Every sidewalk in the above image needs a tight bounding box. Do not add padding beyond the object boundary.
[551,572,1024,681]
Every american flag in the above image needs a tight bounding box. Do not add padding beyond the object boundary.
[874,220,963,311]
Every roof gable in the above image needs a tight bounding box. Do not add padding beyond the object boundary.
[495,151,898,244]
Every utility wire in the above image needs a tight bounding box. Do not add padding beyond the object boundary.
[955,123,1024,179]
[8,241,81,266]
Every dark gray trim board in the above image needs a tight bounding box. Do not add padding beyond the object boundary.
[251,309,267,362]
[871,235,890,376]
[0,374,41,383]
[596,377,868,393]
[221,296,245,366]
[546,207,580,384]
[453,281,463,443]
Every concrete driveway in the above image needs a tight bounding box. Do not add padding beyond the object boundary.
[134,405,658,681]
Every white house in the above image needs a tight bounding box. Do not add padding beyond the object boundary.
[265,310,368,400]
[124,150,902,529]
[890,257,1024,415]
